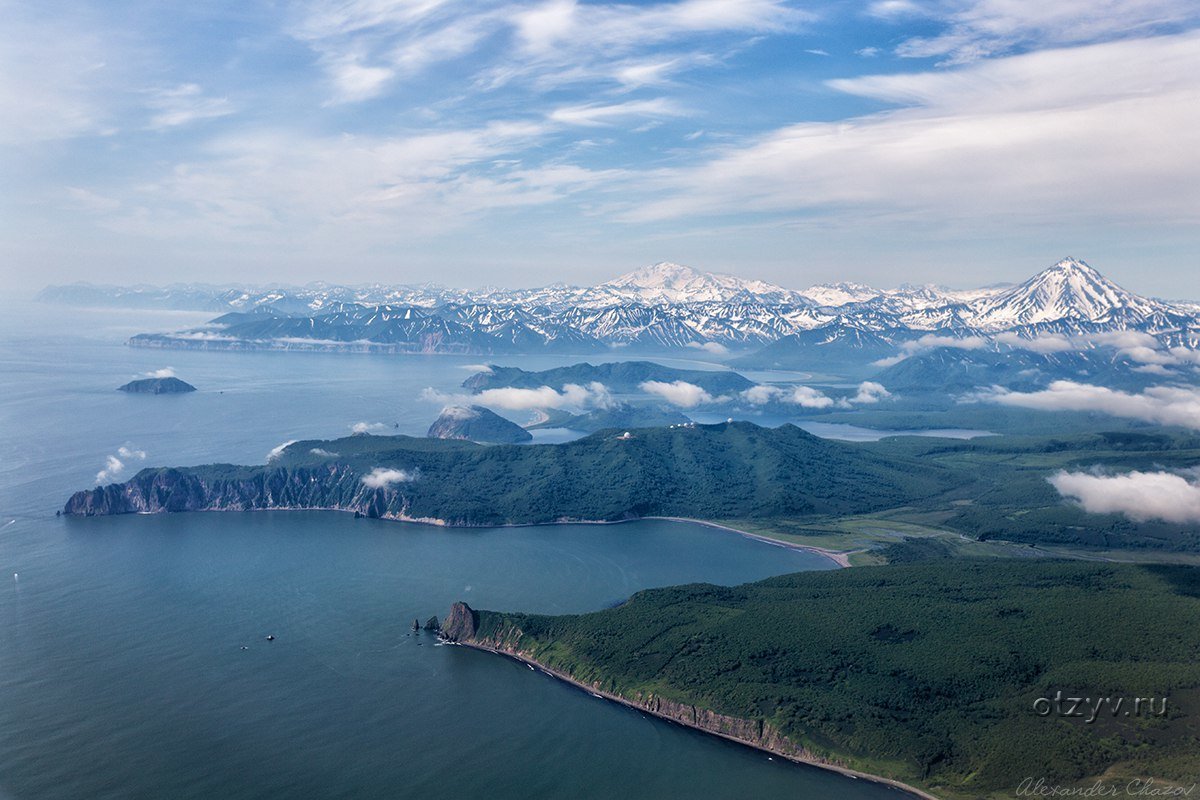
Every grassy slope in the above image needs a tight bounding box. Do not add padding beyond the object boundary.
[467,561,1200,799]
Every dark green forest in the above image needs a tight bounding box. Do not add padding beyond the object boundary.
[466,560,1200,798]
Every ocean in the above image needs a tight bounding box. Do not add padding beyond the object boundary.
[0,302,913,799]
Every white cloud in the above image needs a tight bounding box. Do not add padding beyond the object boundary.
[850,381,891,404]
[142,367,176,378]
[982,381,1200,429]
[686,341,729,354]
[310,448,340,457]
[361,467,418,488]
[549,98,685,127]
[787,385,835,408]
[886,0,1200,64]
[461,363,494,373]
[626,33,1200,228]
[874,333,988,365]
[95,444,147,484]
[422,381,613,411]
[742,384,780,405]
[290,0,806,104]
[1050,470,1200,523]
[640,379,714,408]
[994,332,1073,353]
[266,440,298,462]
[146,84,234,130]
[351,421,391,434]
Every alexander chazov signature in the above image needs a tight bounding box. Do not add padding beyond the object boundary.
[1016,778,1197,797]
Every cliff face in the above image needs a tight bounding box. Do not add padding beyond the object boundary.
[63,464,429,521]
[117,377,196,394]
[446,607,822,768]
[439,602,478,642]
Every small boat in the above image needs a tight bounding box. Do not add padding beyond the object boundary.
[265,635,276,641]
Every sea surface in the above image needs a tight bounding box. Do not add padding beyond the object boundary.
[0,302,916,799]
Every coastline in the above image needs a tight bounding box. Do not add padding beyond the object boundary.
[450,639,941,800]
[69,505,855,568]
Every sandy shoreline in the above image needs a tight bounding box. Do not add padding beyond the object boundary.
[646,516,853,567]
[450,639,940,800]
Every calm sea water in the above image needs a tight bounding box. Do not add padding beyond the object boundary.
[0,303,914,800]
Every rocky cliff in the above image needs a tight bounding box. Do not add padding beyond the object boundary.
[440,603,897,790]
[118,377,196,394]
[439,602,478,642]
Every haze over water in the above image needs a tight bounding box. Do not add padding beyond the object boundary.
[0,303,911,799]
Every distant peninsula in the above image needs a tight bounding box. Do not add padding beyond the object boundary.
[118,377,196,394]
[463,361,754,395]
[427,405,532,444]
[62,422,950,524]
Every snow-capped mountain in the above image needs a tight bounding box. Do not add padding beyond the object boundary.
[967,257,1172,330]
[797,282,881,306]
[594,262,810,305]
[38,257,1200,357]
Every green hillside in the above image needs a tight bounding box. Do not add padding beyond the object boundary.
[459,561,1200,798]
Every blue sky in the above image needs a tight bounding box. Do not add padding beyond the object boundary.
[2,0,1199,295]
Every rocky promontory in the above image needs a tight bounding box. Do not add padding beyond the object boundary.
[426,405,531,444]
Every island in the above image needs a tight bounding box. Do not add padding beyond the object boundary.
[427,405,532,444]
[439,560,1200,800]
[117,377,197,394]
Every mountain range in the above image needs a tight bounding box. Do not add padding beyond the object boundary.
[39,258,1200,357]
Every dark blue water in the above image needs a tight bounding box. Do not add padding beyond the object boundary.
[0,303,911,799]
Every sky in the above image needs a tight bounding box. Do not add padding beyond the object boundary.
[2,0,1199,296]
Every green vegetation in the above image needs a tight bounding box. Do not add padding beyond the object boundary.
[464,560,1200,798]
[65,422,955,522]
[67,422,1200,558]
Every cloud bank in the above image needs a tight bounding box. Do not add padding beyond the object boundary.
[1050,470,1200,523]
[422,382,613,411]
[982,381,1200,429]
[639,379,715,408]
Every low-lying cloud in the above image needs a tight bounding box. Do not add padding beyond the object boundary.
[309,448,339,457]
[142,367,177,378]
[351,421,391,434]
[982,381,1200,429]
[1050,470,1200,523]
[851,381,891,404]
[741,381,891,409]
[95,445,147,484]
[640,380,715,408]
[874,334,988,366]
[266,440,298,462]
[423,382,613,411]
[361,467,417,489]
[685,341,729,355]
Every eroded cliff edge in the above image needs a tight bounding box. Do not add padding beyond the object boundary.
[438,601,938,800]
